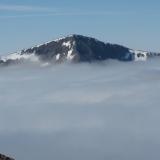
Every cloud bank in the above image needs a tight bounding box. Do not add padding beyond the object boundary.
[0,59,160,160]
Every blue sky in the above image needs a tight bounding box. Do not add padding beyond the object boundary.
[0,0,160,54]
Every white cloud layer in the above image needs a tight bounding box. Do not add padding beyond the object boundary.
[0,59,160,160]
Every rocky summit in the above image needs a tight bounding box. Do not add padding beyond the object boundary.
[0,34,159,66]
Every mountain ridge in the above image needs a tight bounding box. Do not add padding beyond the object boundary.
[0,34,160,66]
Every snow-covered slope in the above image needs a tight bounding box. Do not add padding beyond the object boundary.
[0,34,159,66]
[130,49,160,61]
[1,52,38,62]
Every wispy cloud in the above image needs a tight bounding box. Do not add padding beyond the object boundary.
[0,4,136,19]
[0,3,150,19]
[0,11,135,19]
[0,4,56,12]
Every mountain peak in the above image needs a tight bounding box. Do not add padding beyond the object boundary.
[0,34,160,66]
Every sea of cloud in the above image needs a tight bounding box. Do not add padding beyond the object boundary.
[0,59,160,160]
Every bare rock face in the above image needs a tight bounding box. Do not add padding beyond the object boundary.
[0,154,14,160]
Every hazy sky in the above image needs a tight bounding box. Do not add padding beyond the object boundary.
[0,0,160,54]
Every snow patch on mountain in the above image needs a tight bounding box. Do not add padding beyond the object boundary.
[129,50,148,61]
[67,49,75,60]
[54,35,74,42]
[56,54,60,60]
[62,41,72,48]
[1,52,39,62]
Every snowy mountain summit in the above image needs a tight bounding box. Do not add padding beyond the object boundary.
[0,34,159,66]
